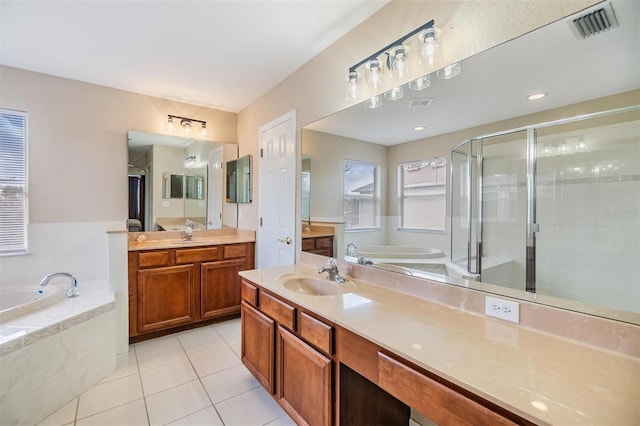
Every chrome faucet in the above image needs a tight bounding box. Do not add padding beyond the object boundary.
[345,242,358,257]
[182,223,195,241]
[39,272,79,298]
[318,258,345,283]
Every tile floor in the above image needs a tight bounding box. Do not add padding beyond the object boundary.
[37,318,296,426]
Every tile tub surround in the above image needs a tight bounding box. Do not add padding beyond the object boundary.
[0,279,116,425]
[240,262,640,425]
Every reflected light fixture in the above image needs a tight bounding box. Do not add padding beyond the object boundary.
[364,95,382,109]
[436,62,461,79]
[167,115,208,138]
[384,86,404,101]
[409,74,431,91]
[184,155,196,167]
[346,19,436,102]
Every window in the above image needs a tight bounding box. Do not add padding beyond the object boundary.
[344,160,379,230]
[0,109,28,255]
[399,158,446,231]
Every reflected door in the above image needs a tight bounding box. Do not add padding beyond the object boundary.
[208,147,223,229]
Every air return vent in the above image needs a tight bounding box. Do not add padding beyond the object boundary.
[409,98,433,108]
[569,2,618,40]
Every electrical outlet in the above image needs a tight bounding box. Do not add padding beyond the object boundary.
[485,296,520,323]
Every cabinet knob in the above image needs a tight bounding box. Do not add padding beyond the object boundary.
[277,237,292,245]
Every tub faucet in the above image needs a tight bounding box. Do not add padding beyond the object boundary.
[318,258,345,284]
[39,272,79,298]
[345,242,358,257]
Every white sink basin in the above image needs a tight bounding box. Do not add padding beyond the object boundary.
[280,274,355,296]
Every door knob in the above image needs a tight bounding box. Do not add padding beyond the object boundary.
[277,237,292,245]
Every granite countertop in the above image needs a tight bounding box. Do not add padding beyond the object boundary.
[239,263,639,425]
[128,229,256,251]
[301,225,334,239]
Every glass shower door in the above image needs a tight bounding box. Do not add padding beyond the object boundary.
[479,131,529,290]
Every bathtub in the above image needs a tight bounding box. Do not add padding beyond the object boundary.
[0,279,116,426]
[0,284,66,322]
[356,245,445,259]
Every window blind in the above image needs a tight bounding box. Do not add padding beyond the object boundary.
[0,109,27,255]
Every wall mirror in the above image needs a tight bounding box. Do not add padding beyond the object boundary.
[301,0,639,324]
[227,154,252,203]
[128,130,238,232]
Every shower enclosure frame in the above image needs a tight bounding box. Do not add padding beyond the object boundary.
[450,104,639,293]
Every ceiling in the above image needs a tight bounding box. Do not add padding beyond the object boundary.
[305,0,640,145]
[0,0,389,113]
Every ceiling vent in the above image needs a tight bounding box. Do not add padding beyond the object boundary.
[409,98,433,108]
[569,2,619,40]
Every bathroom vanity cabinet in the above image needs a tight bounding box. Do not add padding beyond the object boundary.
[128,242,254,342]
[301,235,334,257]
[240,276,527,426]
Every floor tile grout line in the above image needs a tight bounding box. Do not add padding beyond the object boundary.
[132,344,151,426]
[177,329,227,425]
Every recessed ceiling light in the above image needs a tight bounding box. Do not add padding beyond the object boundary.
[527,92,547,100]
[413,126,426,131]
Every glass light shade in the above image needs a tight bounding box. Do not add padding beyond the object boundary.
[200,123,207,137]
[365,58,383,91]
[167,117,175,132]
[408,75,431,91]
[346,71,360,102]
[364,95,382,109]
[436,63,461,79]
[418,27,441,67]
[388,45,409,80]
[181,119,192,134]
[384,86,404,101]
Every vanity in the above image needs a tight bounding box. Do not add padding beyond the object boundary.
[301,225,335,257]
[127,229,255,342]
[239,259,639,426]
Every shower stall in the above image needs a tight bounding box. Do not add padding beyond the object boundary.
[451,105,639,313]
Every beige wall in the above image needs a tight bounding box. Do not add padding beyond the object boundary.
[0,65,237,225]
[237,0,598,236]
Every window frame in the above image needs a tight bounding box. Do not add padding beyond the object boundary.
[398,157,446,232]
[343,159,380,232]
[0,108,29,256]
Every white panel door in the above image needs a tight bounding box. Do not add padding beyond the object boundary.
[208,147,223,229]
[258,110,296,269]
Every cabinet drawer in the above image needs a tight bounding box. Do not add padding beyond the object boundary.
[176,247,219,264]
[138,251,170,268]
[260,292,295,331]
[314,237,333,249]
[378,353,515,426]
[224,244,247,259]
[301,238,315,251]
[241,280,258,306]
[300,312,333,355]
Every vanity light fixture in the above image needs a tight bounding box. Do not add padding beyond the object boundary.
[346,19,437,101]
[167,115,208,138]
[184,155,196,167]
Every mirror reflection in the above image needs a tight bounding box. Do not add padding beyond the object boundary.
[127,130,238,232]
[301,0,640,323]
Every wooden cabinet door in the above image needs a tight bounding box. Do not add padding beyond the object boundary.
[137,265,195,333]
[201,259,245,319]
[241,302,275,393]
[278,326,332,426]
